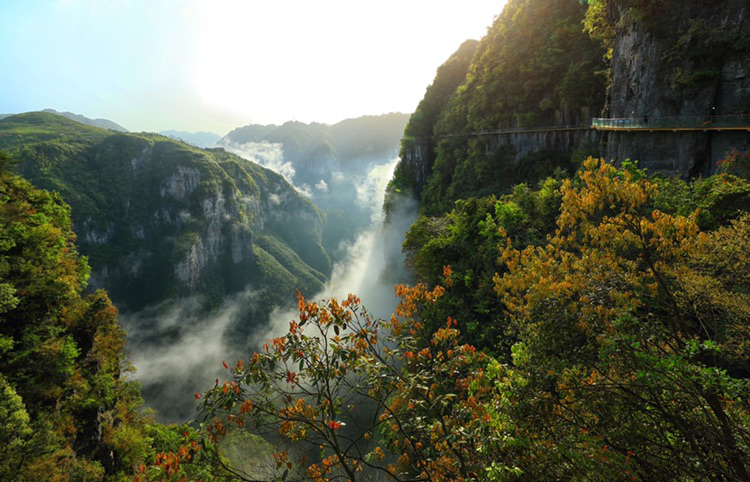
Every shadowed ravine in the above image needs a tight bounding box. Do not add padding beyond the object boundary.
[122,157,416,422]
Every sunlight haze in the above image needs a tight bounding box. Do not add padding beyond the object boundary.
[0,0,504,134]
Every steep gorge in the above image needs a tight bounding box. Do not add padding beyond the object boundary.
[0,113,329,316]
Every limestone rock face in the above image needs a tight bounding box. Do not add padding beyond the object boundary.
[160,166,200,201]
[604,0,750,175]
[0,113,328,314]
[397,139,433,196]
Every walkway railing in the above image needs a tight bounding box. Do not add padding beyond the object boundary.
[592,115,750,131]
[404,115,750,141]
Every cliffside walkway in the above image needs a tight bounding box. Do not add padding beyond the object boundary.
[592,115,750,132]
[402,125,592,141]
[407,115,750,141]
[437,125,591,138]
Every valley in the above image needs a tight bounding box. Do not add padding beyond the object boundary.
[2,0,750,479]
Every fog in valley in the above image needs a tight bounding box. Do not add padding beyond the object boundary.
[122,151,417,422]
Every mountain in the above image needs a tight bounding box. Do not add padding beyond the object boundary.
[220,113,409,182]
[0,112,329,311]
[41,108,129,132]
[0,111,335,418]
[390,0,606,215]
[388,40,479,204]
[160,129,222,148]
[391,0,750,217]
[0,112,331,333]
[220,113,410,256]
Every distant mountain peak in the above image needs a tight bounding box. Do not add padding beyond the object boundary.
[42,108,129,132]
[159,130,222,148]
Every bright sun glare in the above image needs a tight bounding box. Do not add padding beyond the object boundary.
[188,0,502,126]
[0,0,504,132]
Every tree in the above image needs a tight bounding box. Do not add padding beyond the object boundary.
[493,157,750,479]
[0,158,157,479]
[196,278,495,481]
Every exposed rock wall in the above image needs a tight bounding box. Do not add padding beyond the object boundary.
[397,139,434,196]
[65,138,326,308]
[485,129,601,165]
[397,129,601,200]
[604,0,750,175]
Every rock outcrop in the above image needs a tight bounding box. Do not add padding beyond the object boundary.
[603,0,750,175]
[389,0,606,214]
[0,112,329,314]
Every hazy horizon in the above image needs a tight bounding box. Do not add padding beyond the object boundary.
[0,0,505,134]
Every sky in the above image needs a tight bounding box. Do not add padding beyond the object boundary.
[0,0,504,135]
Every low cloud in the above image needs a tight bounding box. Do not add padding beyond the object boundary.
[258,157,418,342]
[121,289,261,422]
[123,155,419,423]
[222,140,313,197]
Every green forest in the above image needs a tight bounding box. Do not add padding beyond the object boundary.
[3,0,750,480]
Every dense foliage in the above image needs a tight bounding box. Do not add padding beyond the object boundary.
[0,154,210,479]
[187,159,750,481]
[0,112,329,314]
[492,158,750,478]
[422,0,605,212]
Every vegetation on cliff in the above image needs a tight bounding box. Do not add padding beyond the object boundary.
[585,0,750,90]
[0,112,329,314]
[167,159,750,481]
[389,0,607,214]
[0,154,212,479]
[389,40,479,199]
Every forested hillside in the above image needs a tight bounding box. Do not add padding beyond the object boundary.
[390,0,606,214]
[0,154,202,479]
[0,112,329,315]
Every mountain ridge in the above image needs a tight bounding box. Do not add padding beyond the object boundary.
[0,111,328,315]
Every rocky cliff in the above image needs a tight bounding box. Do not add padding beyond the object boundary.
[602,0,750,175]
[220,113,410,257]
[390,0,606,214]
[0,112,328,315]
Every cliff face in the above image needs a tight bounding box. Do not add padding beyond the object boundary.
[390,0,606,215]
[221,113,410,258]
[604,0,750,175]
[0,113,328,314]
